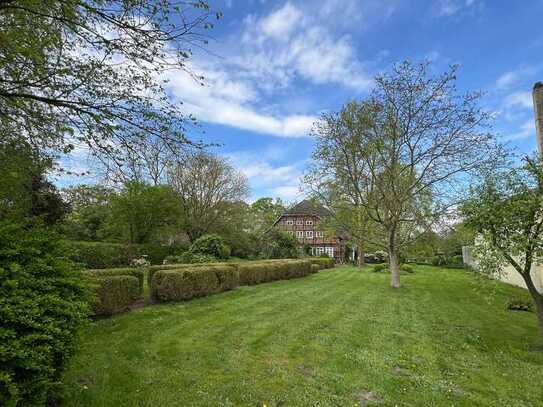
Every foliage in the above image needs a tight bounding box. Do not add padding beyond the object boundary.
[249,197,286,233]
[259,229,299,259]
[179,252,218,264]
[0,140,68,225]
[106,182,182,244]
[306,61,500,288]
[0,0,219,176]
[506,297,534,312]
[189,234,230,260]
[462,157,543,334]
[0,221,89,406]
[61,185,113,241]
[373,263,387,273]
[86,276,140,316]
[168,152,249,241]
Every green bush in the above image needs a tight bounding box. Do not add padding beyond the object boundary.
[308,257,335,270]
[151,268,220,302]
[66,240,182,268]
[0,222,90,406]
[310,264,321,273]
[180,251,218,264]
[86,275,140,315]
[506,297,534,312]
[189,234,230,259]
[373,263,387,272]
[212,266,240,292]
[400,264,415,274]
[84,268,145,295]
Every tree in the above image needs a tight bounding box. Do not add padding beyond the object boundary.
[167,152,249,242]
[106,182,182,244]
[249,197,286,233]
[307,61,499,288]
[0,0,219,172]
[62,185,114,240]
[259,229,299,259]
[462,157,543,336]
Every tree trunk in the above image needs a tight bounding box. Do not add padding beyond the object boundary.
[522,271,543,337]
[388,229,400,288]
[357,243,365,268]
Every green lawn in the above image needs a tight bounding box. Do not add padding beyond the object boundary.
[62,266,543,406]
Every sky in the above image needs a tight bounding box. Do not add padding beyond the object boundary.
[61,0,543,203]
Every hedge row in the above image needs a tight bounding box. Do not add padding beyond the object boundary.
[151,258,334,303]
[83,268,144,315]
[66,240,182,268]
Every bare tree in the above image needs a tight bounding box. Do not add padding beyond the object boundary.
[167,152,249,241]
[307,61,500,288]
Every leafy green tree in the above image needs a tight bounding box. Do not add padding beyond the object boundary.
[259,229,299,259]
[0,0,219,174]
[249,198,286,233]
[106,182,182,244]
[189,234,230,260]
[462,157,543,336]
[62,185,114,241]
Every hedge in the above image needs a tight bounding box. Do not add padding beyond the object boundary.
[151,259,324,303]
[85,267,145,294]
[66,240,182,268]
[83,268,144,315]
[308,257,335,270]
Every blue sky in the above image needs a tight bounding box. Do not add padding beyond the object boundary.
[62,0,543,203]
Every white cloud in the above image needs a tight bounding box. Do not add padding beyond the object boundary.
[259,2,302,39]
[436,0,479,17]
[506,119,535,141]
[505,91,533,109]
[496,71,519,90]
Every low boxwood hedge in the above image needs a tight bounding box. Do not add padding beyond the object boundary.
[308,257,335,270]
[151,259,324,304]
[86,275,140,315]
[85,268,145,294]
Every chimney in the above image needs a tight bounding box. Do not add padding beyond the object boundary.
[534,82,543,157]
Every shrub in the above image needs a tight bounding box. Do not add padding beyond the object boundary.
[180,251,217,264]
[308,257,335,270]
[86,275,140,315]
[506,297,534,312]
[400,264,415,273]
[0,222,89,406]
[259,229,299,259]
[373,263,387,272]
[84,268,145,295]
[310,264,321,273]
[211,266,240,292]
[189,234,230,259]
[151,268,220,302]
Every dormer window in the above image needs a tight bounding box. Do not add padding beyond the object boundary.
[315,231,324,238]
[306,220,313,226]
[296,231,304,238]
[306,231,313,238]
[296,219,303,225]
[286,220,294,225]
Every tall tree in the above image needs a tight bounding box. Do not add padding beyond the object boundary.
[167,152,249,241]
[462,157,543,336]
[0,0,219,172]
[307,61,499,287]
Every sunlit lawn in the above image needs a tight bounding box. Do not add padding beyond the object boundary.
[62,265,543,406]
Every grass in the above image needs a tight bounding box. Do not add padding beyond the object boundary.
[62,266,543,406]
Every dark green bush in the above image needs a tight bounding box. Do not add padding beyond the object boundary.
[66,240,182,268]
[180,251,218,264]
[0,222,89,406]
[310,264,321,273]
[86,275,140,315]
[151,268,220,302]
[373,263,387,272]
[212,266,240,292]
[189,234,230,259]
[506,297,534,312]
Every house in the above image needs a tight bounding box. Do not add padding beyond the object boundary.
[273,200,346,262]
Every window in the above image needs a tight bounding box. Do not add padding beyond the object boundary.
[296,231,304,238]
[305,230,313,239]
[287,230,294,235]
[296,219,303,225]
[286,220,294,225]
[316,247,325,255]
[325,247,334,257]
[306,220,313,226]
[315,231,324,238]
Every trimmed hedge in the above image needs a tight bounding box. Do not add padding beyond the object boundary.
[83,268,144,315]
[308,257,335,270]
[151,259,328,303]
[87,275,140,315]
[85,267,145,294]
[66,240,182,268]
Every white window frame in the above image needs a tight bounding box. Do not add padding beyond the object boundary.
[316,247,325,255]
[306,220,313,226]
[325,247,334,257]
[305,230,313,239]
[296,231,304,238]
[315,231,324,238]
[296,219,303,225]
[286,220,294,225]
